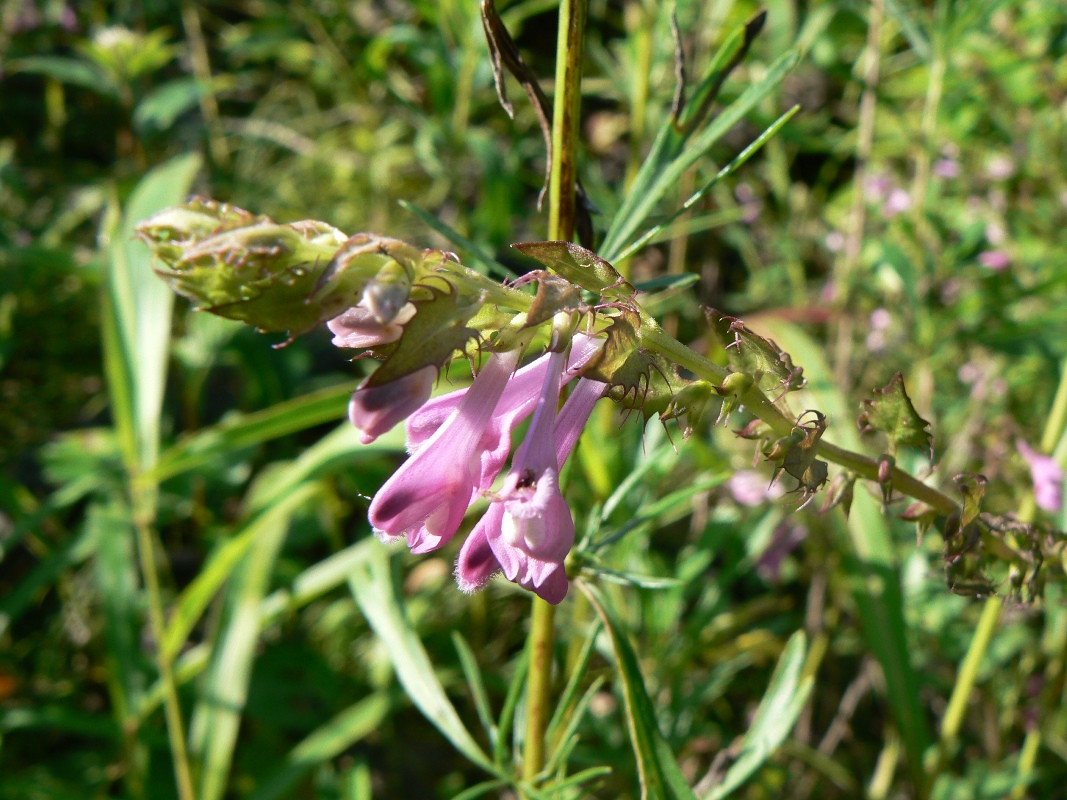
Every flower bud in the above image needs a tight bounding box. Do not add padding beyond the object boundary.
[349,365,437,444]
[138,202,430,335]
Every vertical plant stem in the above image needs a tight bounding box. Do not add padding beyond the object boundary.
[522,0,587,789]
[547,0,588,243]
[522,596,557,785]
[181,3,228,168]
[132,477,197,800]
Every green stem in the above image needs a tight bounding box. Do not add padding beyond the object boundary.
[640,324,960,514]
[131,477,197,800]
[547,0,588,243]
[522,0,588,790]
[522,597,557,785]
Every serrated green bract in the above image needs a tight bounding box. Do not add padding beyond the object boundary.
[705,308,805,397]
[365,283,481,388]
[581,312,689,423]
[512,241,634,298]
[762,412,829,501]
[857,372,933,457]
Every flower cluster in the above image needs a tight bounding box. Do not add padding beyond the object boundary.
[135,200,705,602]
[337,316,605,603]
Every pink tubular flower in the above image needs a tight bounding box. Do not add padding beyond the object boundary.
[1017,440,1064,512]
[348,365,436,445]
[368,348,522,554]
[327,301,416,349]
[456,375,606,604]
[406,333,603,488]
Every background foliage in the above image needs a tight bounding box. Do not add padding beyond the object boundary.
[2,0,1067,798]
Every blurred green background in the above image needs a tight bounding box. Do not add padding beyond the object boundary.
[3,0,1067,798]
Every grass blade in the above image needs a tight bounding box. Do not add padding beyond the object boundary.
[347,548,497,773]
[702,631,812,799]
[579,580,698,800]
[247,694,391,800]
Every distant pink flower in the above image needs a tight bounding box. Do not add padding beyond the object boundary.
[728,470,784,507]
[978,250,1010,271]
[986,155,1015,181]
[1017,440,1064,512]
[349,365,436,444]
[933,158,959,179]
[883,188,912,218]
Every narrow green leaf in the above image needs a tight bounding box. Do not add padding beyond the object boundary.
[602,49,799,260]
[398,199,516,279]
[452,631,498,748]
[495,647,529,766]
[347,549,497,773]
[8,55,118,97]
[133,77,205,132]
[703,631,812,799]
[578,581,698,800]
[88,502,145,725]
[109,152,202,470]
[546,620,601,744]
[138,540,378,723]
[191,498,293,800]
[161,482,319,661]
[247,694,391,800]
[613,106,801,263]
[152,383,357,482]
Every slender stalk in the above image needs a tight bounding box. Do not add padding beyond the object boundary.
[522,0,588,789]
[547,0,588,243]
[131,477,197,800]
[522,596,557,785]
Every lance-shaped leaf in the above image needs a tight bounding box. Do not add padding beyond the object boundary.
[857,372,933,457]
[705,309,805,397]
[513,241,634,298]
[365,283,481,387]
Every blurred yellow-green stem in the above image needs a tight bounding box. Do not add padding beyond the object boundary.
[523,0,588,790]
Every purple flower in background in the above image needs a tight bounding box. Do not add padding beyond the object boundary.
[986,155,1015,181]
[934,158,959,179]
[978,250,1010,271]
[1017,440,1064,512]
[883,188,912,218]
[728,470,784,507]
